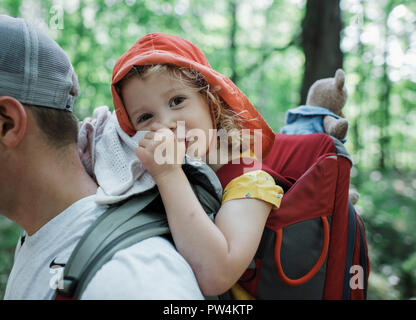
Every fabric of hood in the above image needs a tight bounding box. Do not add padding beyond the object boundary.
[111,32,275,157]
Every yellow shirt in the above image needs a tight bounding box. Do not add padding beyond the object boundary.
[222,170,283,209]
[221,169,284,299]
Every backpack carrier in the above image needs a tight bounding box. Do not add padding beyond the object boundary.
[56,133,369,300]
[216,133,369,300]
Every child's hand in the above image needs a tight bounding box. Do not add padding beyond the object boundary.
[136,123,186,182]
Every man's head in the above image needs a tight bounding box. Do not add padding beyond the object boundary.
[0,15,79,149]
[0,16,99,232]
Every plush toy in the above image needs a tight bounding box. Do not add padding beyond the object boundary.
[281,69,360,204]
[281,69,349,142]
[306,69,349,140]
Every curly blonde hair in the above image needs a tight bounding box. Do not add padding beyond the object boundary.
[116,64,248,152]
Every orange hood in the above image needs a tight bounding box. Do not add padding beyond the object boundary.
[111,32,274,157]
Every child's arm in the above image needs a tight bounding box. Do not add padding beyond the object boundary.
[136,125,273,296]
[155,169,271,296]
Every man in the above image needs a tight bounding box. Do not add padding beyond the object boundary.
[0,15,203,300]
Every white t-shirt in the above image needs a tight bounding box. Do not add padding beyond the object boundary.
[4,195,204,300]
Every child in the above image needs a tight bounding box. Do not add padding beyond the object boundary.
[90,33,284,298]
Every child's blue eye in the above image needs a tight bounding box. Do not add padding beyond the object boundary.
[169,96,186,108]
[138,113,152,123]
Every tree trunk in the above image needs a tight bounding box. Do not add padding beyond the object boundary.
[300,0,344,105]
[228,0,238,84]
[256,3,275,112]
[351,0,366,177]
[378,1,394,171]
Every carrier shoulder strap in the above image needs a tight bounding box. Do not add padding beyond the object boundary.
[216,158,293,193]
[55,189,168,299]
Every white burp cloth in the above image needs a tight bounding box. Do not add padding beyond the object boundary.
[78,106,155,205]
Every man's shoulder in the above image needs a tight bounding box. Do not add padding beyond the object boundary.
[61,195,107,226]
[80,236,204,300]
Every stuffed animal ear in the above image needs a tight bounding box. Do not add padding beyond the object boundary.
[334,69,345,91]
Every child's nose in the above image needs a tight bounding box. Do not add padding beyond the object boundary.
[159,117,177,130]
[157,110,179,130]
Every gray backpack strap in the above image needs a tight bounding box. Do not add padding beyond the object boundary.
[56,189,166,299]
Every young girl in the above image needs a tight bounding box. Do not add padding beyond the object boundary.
[110,33,283,298]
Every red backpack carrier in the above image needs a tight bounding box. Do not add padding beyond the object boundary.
[216,133,370,300]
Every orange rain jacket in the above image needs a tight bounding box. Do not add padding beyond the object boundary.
[111,32,275,157]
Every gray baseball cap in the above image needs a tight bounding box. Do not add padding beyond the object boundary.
[0,15,78,111]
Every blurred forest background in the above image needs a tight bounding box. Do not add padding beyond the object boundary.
[0,0,415,300]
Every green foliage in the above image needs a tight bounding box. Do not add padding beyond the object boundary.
[0,217,22,299]
[0,0,414,300]
[352,170,416,299]
[341,0,416,171]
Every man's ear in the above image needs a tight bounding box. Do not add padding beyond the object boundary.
[0,96,27,148]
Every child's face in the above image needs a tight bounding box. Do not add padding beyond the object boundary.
[121,70,214,158]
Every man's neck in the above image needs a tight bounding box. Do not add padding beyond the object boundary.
[11,147,98,236]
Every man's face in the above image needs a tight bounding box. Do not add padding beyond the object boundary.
[0,125,14,215]
[0,98,31,217]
